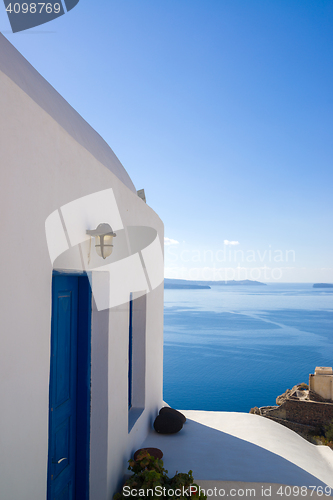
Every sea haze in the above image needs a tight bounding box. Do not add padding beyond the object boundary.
[163,283,333,413]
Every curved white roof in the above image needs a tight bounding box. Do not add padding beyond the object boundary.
[141,410,333,488]
[0,34,136,193]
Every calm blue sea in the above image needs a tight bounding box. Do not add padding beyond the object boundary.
[163,283,333,413]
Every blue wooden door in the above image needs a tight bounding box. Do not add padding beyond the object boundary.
[48,276,79,500]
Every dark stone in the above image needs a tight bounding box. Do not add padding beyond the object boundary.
[159,406,186,424]
[153,413,183,434]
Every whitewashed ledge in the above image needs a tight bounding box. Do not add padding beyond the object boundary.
[137,411,333,495]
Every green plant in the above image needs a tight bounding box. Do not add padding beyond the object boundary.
[308,425,325,437]
[114,450,207,500]
[324,419,333,442]
[298,383,308,390]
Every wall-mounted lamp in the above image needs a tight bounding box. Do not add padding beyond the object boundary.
[86,223,117,259]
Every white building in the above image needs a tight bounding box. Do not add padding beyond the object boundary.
[0,33,164,500]
[1,34,333,500]
[310,367,333,401]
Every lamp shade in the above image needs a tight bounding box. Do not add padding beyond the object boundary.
[86,223,117,259]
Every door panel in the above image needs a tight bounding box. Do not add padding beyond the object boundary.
[53,417,71,479]
[48,276,79,500]
[55,482,73,500]
[55,295,72,406]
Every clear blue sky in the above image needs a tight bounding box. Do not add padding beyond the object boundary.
[2,1,332,282]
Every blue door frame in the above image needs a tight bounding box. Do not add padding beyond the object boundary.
[47,272,91,500]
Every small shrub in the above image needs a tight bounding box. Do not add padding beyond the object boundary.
[114,450,207,500]
[308,425,324,437]
[324,419,333,442]
[298,383,308,390]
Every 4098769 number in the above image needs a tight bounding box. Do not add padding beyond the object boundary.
[6,3,61,14]
[276,485,332,496]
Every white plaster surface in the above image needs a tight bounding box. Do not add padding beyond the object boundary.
[140,411,333,489]
[0,33,164,500]
[142,234,164,290]
[60,187,124,247]
[310,373,333,400]
[45,209,69,263]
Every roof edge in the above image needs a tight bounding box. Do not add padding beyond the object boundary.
[0,34,136,193]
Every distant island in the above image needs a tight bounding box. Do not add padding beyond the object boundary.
[164,278,266,289]
[164,282,211,290]
[313,283,333,288]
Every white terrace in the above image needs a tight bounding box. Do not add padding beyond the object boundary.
[138,410,333,497]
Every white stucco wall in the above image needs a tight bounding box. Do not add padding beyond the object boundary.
[0,35,164,500]
[309,373,333,401]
